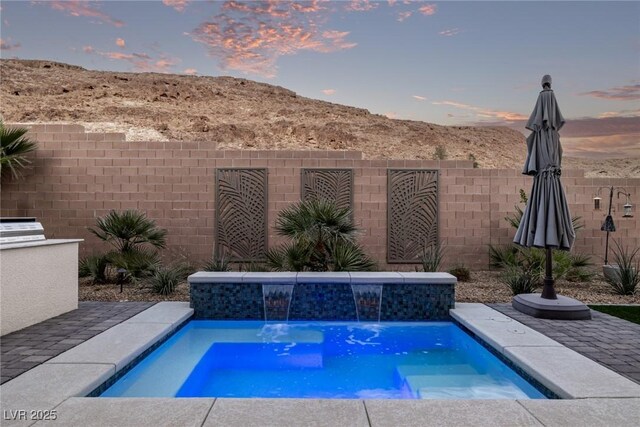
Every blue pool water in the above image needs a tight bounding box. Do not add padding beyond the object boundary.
[101,321,546,399]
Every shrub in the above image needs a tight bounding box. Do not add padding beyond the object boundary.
[268,199,373,272]
[79,254,109,284]
[420,244,445,272]
[468,153,479,168]
[0,121,37,180]
[89,210,167,253]
[150,263,192,295]
[203,252,231,272]
[433,144,447,160]
[448,264,471,282]
[501,266,539,295]
[89,210,167,280]
[107,248,160,281]
[606,240,639,296]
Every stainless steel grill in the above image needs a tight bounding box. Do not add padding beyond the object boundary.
[0,218,46,244]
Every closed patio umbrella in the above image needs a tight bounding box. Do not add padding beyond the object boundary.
[512,75,589,320]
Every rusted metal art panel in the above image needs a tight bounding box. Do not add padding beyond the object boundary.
[301,168,354,211]
[387,169,439,263]
[215,168,268,262]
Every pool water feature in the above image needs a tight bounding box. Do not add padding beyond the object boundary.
[101,321,546,399]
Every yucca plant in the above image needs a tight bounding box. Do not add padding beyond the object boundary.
[606,240,639,296]
[150,263,192,295]
[203,251,232,272]
[78,254,109,284]
[501,265,539,296]
[268,199,373,272]
[0,121,38,180]
[420,244,445,272]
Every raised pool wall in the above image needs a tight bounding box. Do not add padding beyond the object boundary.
[1,124,638,270]
[188,272,456,321]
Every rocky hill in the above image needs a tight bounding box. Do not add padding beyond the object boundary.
[1,59,636,177]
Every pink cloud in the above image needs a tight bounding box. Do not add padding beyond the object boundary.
[345,0,379,12]
[385,112,398,119]
[41,1,124,27]
[184,68,198,75]
[580,84,640,101]
[418,4,437,16]
[397,11,412,22]
[84,47,178,73]
[162,0,190,12]
[439,28,460,37]
[0,38,21,51]
[191,1,356,78]
[433,100,527,122]
[116,38,125,48]
[412,95,427,101]
[322,89,336,95]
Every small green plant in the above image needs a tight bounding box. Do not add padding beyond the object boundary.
[501,265,539,295]
[203,252,231,272]
[79,254,109,284]
[0,121,38,180]
[605,240,639,296]
[448,264,471,282]
[433,144,447,160]
[150,263,192,295]
[468,153,479,168]
[420,244,445,272]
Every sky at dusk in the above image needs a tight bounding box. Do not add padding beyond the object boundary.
[1,1,639,158]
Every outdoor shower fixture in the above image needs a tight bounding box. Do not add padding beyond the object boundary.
[594,186,634,265]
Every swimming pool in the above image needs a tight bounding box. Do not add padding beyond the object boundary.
[101,321,546,399]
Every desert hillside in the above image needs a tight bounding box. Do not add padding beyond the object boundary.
[1,59,637,177]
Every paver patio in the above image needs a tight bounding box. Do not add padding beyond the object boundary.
[490,303,640,384]
[0,302,153,384]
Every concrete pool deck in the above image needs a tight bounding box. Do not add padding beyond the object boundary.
[1,302,640,426]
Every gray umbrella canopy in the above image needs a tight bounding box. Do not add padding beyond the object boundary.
[514,76,575,251]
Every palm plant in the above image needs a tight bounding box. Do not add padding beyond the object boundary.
[89,210,167,279]
[268,199,374,272]
[0,121,38,180]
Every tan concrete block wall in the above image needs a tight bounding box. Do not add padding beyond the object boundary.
[1,125,638,271]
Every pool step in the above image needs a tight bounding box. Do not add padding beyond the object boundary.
[403,374,498,398]
[396,363,481,378]
[417,384,532,399]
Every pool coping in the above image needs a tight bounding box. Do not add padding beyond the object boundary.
[1,302,640,426]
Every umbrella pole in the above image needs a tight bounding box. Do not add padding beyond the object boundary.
[541,247,557,300]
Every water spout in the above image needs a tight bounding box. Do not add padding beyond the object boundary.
[263,284,294,321]
[351,284,383,322]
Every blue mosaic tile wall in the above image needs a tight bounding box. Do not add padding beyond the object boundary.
[288,283,357,321]
[190,281,454,321]
[190,282,264,320]
[380,283,454,321]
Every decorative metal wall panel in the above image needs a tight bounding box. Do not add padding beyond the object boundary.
[301,169,353,211]
[215,168,267,262]
[387,169,439,263]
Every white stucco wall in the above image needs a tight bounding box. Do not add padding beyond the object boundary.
[1,239,82,335]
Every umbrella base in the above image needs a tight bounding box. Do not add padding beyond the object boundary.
[512,293,591,320]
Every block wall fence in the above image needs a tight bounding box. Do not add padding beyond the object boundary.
[1,124,638,270]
